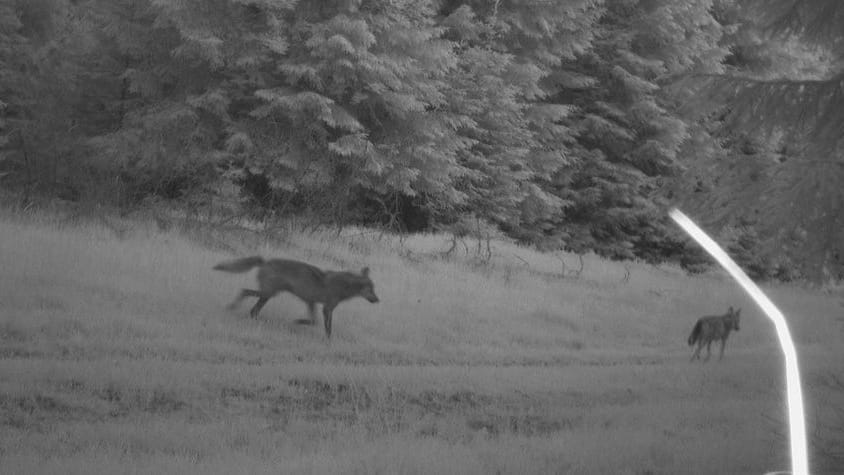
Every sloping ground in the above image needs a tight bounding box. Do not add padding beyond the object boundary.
[1,210,842,474]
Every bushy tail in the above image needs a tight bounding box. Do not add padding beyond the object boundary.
[687,320,702,346]
[213,256,264,273]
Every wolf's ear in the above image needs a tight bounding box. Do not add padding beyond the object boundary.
[728,306,734,312]
[361,267,370,277]
[734,308,741,316]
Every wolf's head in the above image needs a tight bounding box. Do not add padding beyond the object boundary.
[357,267,380,303]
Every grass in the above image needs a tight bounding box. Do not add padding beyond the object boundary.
[1,207,842,474]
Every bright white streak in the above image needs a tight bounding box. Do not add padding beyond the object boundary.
[669,208,808,475]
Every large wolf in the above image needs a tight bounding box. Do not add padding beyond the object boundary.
[214,256,379,338]
[687,306,741,362]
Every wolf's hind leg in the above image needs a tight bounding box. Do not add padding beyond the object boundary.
[228,289,262,310]
[249,296,270,318]
[691,341,703,361]
[308,302,318,324]
[294,302,318,325]
[322,304,336,338]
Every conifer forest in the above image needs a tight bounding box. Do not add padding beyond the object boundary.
[2,0,842,283]
[3,2,844,474]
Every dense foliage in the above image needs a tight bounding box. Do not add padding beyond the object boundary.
[1,0,841,282]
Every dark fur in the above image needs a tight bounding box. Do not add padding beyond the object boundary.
[214,256,379,337]
[688,306,741,362]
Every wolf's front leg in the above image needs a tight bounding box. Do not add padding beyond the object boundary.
[322,304,336,338]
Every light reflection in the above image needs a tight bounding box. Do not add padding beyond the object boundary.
[669,208,808,475]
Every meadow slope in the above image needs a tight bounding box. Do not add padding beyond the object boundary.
[1,210,842,474]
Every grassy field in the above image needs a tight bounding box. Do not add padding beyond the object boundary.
[1,208,842,474]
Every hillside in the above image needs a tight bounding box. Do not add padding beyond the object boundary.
[1,209,842,474]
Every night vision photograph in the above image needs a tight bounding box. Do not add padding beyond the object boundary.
[1,1,842,473]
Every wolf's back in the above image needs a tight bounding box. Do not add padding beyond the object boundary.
[213,256,265,273]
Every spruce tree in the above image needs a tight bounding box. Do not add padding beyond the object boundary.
[437,0,604,240]
[251,0,466,224]
[671,0,844,282]
[0,0,97,200]
[81,0,298,205]
[547,0,729,260]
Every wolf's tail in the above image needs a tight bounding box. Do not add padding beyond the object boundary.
[687,320,702,346]
[213,256,265,273]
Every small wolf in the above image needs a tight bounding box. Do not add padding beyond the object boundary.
[213,256,379,338]
[687,306,741,362]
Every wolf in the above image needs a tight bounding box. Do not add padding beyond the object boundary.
[213,256,379,338]
[687,306,741,362]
